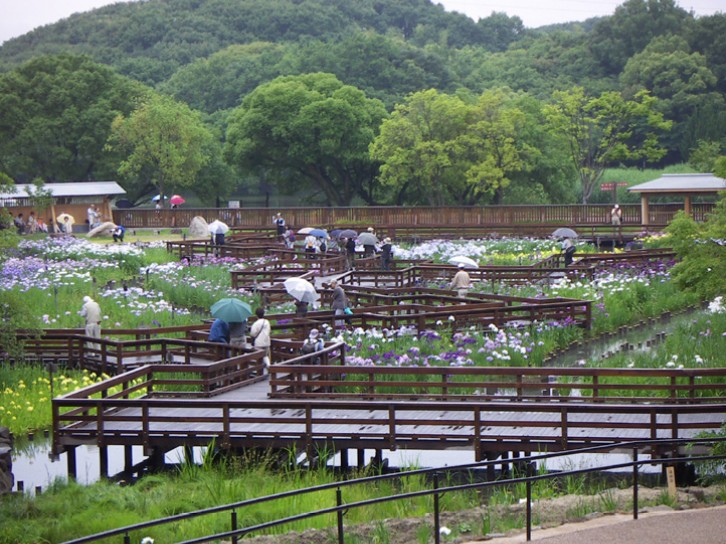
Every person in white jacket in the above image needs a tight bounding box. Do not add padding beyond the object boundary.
[249,307,271,368]
[79,295,102,351]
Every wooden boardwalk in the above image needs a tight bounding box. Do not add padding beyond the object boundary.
[52,360,726,465]
[37,247,719,477]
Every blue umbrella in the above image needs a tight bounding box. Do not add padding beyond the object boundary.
[210,298,253,323]
[337,229,358,239]
[308,228,329,238]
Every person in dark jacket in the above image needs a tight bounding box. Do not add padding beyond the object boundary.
[295,300,309,317]
[208,318,230,343]
[345,237,357,270]
[112,225,126,242]
[380,237,393,270]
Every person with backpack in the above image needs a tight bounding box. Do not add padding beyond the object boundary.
[249,307,272,370]
[561,236,576,267]
[300,328,324,364]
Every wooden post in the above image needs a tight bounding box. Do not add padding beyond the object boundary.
[124,445,133,474]
[640,195,650,226]
[99,445,108,479]
[66,447,77,481]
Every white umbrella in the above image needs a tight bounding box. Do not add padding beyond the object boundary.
[283,277,320,304]
[552,227,578,239]
[448,255,479,269]
[56,213,75,225]
[208,220,229,235]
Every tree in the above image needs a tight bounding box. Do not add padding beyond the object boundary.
[475,12,524,52]
[543,87,671,203]
[464,89,537,204]
[666,195,726,301]
[26,178,54,219]
[224,73,387,206]
[107,94,214,206]
[620,35,723,160]
[588,0,691,75]
[688,140,722,172]
[0,54,147,182]
[714,157,726,179]
[370,89,471,205]
[370,88,535,205]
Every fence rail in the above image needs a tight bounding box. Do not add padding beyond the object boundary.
[268,364,726,404]
[112,203,715,231]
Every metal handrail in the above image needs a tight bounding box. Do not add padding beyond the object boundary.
[62,436,726,544]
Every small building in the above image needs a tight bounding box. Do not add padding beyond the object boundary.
[628,173,726,225]
[0,181,126,232]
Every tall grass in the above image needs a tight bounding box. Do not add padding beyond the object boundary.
[0,457,480,544]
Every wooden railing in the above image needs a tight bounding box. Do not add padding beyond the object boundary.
[53,393,726,457]
[14,330,259,377]
[268,365,726,404]
[113,203,715,231]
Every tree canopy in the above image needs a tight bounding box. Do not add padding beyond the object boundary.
[0,54,147,182]
[544,87,671,203]
[107,94,214,206]
[224,73,387,205]
[0,0,724,206]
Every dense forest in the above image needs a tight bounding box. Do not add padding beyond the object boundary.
[0,0,725,206]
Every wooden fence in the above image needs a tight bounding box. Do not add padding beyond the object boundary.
[113,203,715,232]
[269,365,726,404]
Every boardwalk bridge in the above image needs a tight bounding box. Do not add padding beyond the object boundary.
[3,246,714,480]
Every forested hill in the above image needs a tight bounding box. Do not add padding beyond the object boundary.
[0,0,724,207]
[0,0,526,84]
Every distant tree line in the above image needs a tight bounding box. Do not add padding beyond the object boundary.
[0,0,724,206]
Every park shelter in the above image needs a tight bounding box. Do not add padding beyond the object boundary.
[0,181,126,231]
[628,173,726,225]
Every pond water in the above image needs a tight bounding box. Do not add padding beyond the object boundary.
[10,309,697,494]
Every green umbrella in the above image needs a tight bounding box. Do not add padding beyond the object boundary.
[210,298,253,323]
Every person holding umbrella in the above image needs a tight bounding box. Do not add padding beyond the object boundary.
[361,227,378,257]
[209,220,229,256]
[208,318,230,344]
[209,298,252,345]
[284,277,320,316]
[295,300,309,317]
[561,236,576,267]
[344,236,357,270]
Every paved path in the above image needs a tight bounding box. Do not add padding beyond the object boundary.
[469,505,726,544]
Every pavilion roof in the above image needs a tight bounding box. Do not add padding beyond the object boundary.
[628,173,726,194]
